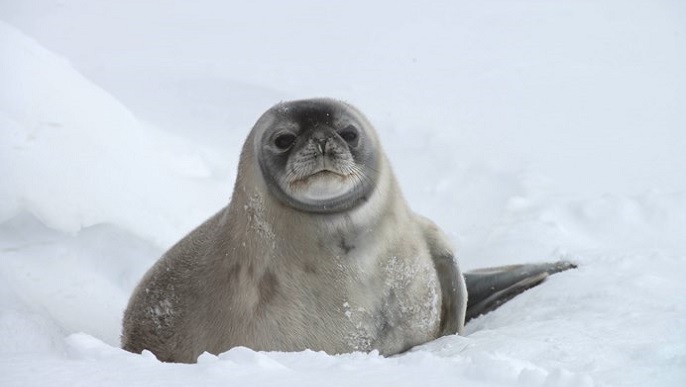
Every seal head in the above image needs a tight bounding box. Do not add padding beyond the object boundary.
[254,99,379,213]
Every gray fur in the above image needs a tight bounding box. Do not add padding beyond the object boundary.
[121,98,466,363]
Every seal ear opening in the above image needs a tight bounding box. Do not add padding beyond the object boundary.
[464,261,577,322]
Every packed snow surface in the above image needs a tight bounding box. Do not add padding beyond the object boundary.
[1,1,685,386]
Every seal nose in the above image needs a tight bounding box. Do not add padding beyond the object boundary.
[311,130,332,155]
[315,138,328,155]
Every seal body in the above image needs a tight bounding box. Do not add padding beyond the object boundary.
[122,99,466,363]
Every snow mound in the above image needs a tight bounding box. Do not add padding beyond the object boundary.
[0,21,227,247]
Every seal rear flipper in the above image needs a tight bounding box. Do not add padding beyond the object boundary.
[464,261,576,322]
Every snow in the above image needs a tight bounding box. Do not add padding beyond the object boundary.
[1,1,685,386]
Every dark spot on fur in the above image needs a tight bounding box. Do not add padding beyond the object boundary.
[259,271,279,305]
[369,297,395,349]
[303,262,318,274]
[338,235,355,254]
[316,237,327,250]
[227,263,241,282]
[376,318,391,341]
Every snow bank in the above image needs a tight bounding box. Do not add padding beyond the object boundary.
[0,21,227,247]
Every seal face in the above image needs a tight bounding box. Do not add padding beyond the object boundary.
[256,99,379,213]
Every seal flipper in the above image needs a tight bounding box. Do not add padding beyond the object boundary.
[418,216,468,336]
[464,261,576,322]
[432,252,467,336]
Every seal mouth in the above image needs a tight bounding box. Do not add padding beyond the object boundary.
[299,168,346,180]
[280,162,366,204]
[288,168,350,190]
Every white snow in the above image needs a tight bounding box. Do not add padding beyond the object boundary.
[1,1,685,386]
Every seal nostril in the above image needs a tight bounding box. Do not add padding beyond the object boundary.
[315,138,328,155]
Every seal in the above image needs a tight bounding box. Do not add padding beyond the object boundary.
[121,98,575,363]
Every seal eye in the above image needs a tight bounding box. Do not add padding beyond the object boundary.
[339,126,359,146]
[274,133,296,150]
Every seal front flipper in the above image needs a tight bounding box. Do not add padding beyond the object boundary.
[419,217,467,336]
[464,261,577,322]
